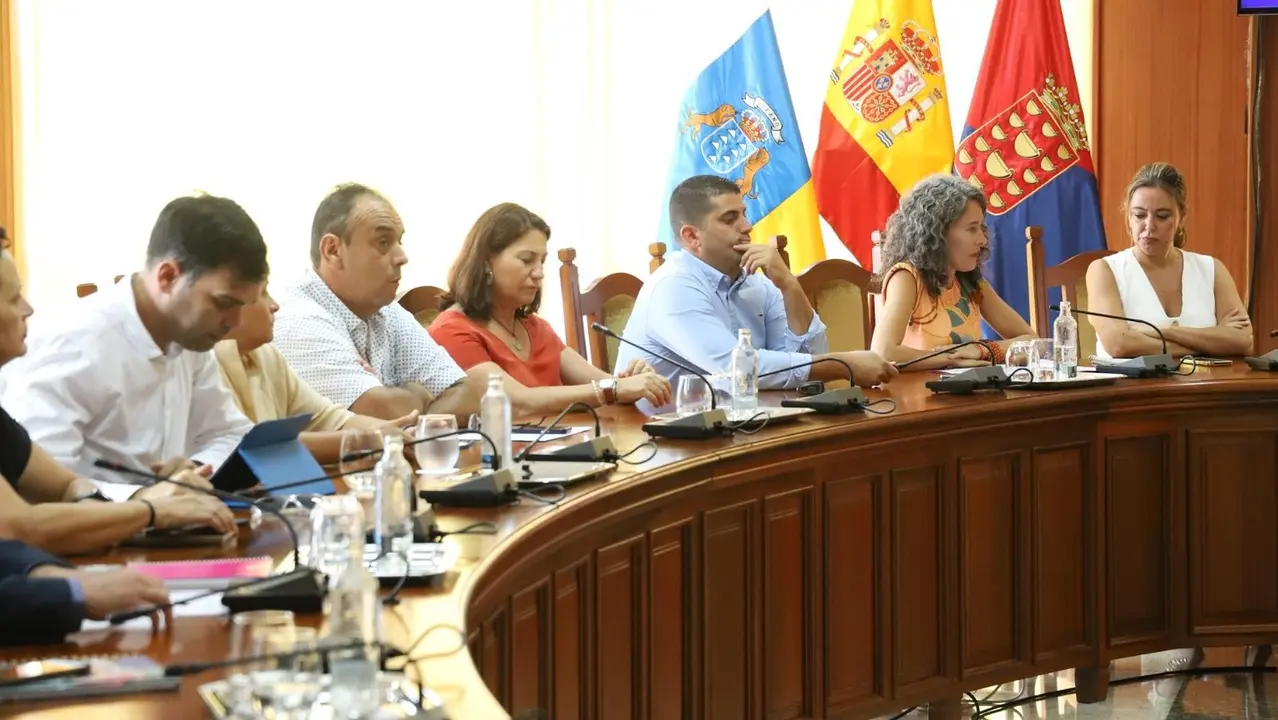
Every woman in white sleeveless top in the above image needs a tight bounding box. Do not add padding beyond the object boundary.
[1085,163,1252,359]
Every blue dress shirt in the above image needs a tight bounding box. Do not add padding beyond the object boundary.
[616,250,828,403]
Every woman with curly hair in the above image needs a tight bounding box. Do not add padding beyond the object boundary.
[870,174,1035,371]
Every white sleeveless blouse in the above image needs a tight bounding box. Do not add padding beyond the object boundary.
[1094,248,1215,359]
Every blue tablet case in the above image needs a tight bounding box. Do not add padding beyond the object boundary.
[211,414,332,505]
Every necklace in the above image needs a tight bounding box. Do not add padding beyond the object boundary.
[492,316,524,352]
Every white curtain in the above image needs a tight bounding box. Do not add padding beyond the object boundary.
[14,0,1094,336]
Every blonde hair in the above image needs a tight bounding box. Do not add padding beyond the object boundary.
[1122,162,1188,248]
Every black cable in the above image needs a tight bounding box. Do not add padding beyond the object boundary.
[726,411,769,434]
[970,664,1277,719]
[895,339,999,369]
[394,623,467,710]
[965,690,982,715]
[518,485,567,505]
[369,547,413,606]
[513,402,601,463]
[613,441,658,465]
[434,521,497,538]
[885,706,919,720]
[862,398,897,415]
[1172,356,1199,376]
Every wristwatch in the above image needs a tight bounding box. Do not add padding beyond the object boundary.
[597,378,618,405]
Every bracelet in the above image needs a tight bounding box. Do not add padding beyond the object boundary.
[74,489,111,503]
[138,499,156,529]
[590,380,605,406]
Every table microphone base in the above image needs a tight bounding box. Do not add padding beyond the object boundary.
[222,568,326,614]
[1092,354,1175,378]
[535,435,618,461]
[642,409,731,440]
[420,468,518,507]
[926,366,1012,394]
[781,387,868,414]
[1245,350,1278,371]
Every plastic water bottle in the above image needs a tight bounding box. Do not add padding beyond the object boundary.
[1054,300,1079,379]
[480,373,512,469]
[730,329,759,421]
[326,512,380,717]
[373,432,414,569]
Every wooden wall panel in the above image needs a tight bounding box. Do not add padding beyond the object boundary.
[510,580,550,715]
[822,474,881,713]
[1104,434,1174,647]
[482,605,510,708]
[1254,20,1278,352]
[596,536,645,720]
[1030,445,1090,660]
[958,453,1019,673]
[554,561,590,720]
[891,465,945,692]
[1097,0,1250,308]
[762,487,813,720]
[649,520,694,720]
[1187,428,1278,632]
[703,501,755,720]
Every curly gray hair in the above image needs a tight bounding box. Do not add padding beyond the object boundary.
[874,174,989,299]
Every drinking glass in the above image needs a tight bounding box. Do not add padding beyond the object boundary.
[278,495,315,567]
[675,375,712,416]
[250,626,322,719]
[1004,340,1034,372]
[1030,338,1056,382]
[226,610,296,715]
[339,429,383,494]
[309,494,364,581]
[415,414,460,473]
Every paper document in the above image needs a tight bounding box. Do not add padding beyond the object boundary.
[80,589,228,632]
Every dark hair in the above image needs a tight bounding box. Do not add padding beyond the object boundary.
[874,174,989,300]
[441,203,550,321]
[310,182,387,267]
[146,195,268,282]
[668,174,741,241]
[1123,162,1188,248]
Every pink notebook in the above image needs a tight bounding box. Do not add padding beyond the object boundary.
[127,556,275,589]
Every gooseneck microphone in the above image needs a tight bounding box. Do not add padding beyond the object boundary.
[1245,330,1278,370]
[1053,304,1174,377]
[759,357,869,414]
[93,460,325,613]
[590,322,731,440]
[163,639,373,677]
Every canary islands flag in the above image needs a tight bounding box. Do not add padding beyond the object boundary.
[955,0,1106,334]
[661,10,825,272]
[813,0,954,270]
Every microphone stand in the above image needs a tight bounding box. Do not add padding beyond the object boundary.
[1055,304,1175,377]
[93,460,326,614]
[763,357,870,414]
[1244,330,1278,370]
[589,322,730,440]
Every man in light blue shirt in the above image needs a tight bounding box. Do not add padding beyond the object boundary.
[617,175,897,397]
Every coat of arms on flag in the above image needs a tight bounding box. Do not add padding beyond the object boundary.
[954,74,1091,215]
[831,18,946,149]
[682,93,785,199]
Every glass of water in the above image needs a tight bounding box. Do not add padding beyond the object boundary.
[339,429,383,493]
[226,610,296,716]
[1004,339,1034,373]
[1031,338,1056,381]
[309,494,364,581]
[250,626,322,719]
[415,414,459,474]
[675,375,712,416]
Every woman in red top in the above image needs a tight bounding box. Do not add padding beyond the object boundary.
[429,203,671,416]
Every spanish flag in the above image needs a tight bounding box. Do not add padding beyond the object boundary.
[661,11,825,272]
[813,1,953,269]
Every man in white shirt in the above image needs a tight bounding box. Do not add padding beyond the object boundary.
[273,183,476,419]
[0,194,266,499]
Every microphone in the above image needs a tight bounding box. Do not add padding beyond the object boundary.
[1271,330,1278,338]
[895,340,997,369]
[590,322,731,440]
[104,568,321,625]
[759,358,869,414]
[1052,304,1175,378]
[512,402,618,463]
[93,460,325,613]
[336,428,518,507]
[1246,332,1278,370]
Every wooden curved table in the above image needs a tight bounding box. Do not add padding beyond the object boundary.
[5,365,1278,719]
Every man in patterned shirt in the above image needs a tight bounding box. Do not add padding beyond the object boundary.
[273,183,477,420]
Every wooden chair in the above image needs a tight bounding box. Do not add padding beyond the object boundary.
[773,236,877,352]
[399,285,446,328]
[1025,226,1114,358]
[75,275,125,297]
[559,243,666,372]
